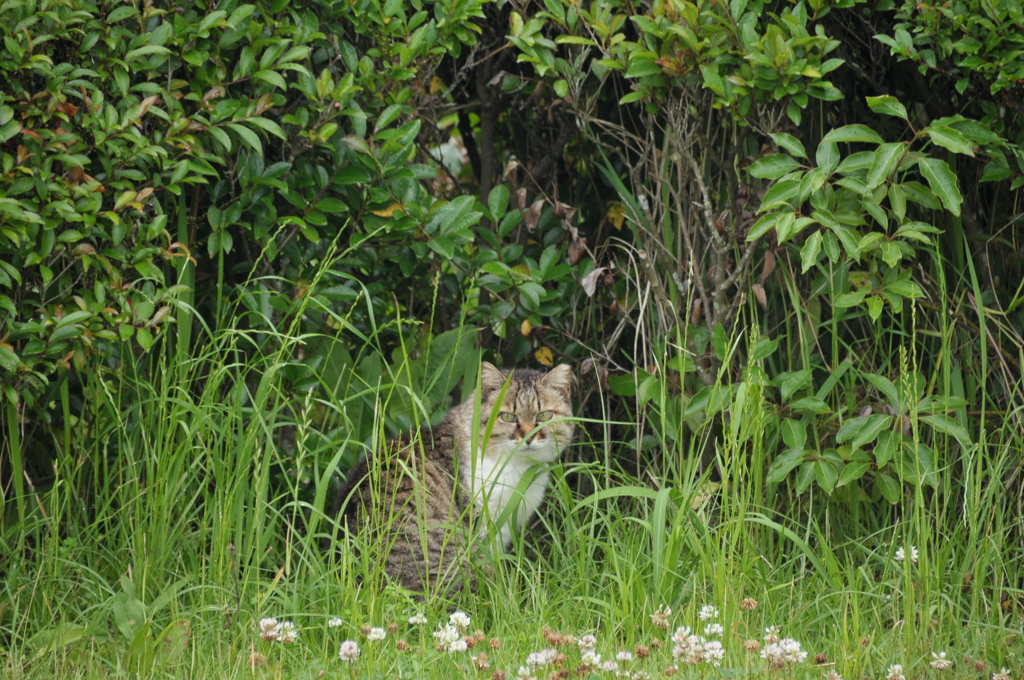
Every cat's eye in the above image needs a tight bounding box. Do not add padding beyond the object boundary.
[536,410,554,422]
[499,412,517,423]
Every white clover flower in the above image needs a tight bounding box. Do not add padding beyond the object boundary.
[616,651,633,662]
[894,546,918,564]
[339,640,360,662]
[602,659,620,672]
[650,605,672,628]
[449,611,471,629]
[328,617,343,628]
[671,626,692,646]
[779,638,807,663]
[259,617,280,641]
[704,640,725,666]
[764,626,780,643]
[823,670,844,680]
[582,650,602,666]
[517,666,535,680]
[448,639,468,653]
[704,623,724,637]
[699,605,719,620]
[887,664,906,680]
[408,612,428,626]
[276,621,297,644]
[930,652,952,670]
[526,649,558,667]
[578,634,598,651]
[366,627,386,641]
[993,669,1012,680]
[433,624,461,646]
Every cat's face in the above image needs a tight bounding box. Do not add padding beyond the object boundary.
[477,363,574,457]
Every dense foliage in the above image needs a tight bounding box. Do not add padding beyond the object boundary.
[1,0,1023,656]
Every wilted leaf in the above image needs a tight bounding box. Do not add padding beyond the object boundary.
[371,203,402,217]
[581,267,607,297]
[535,346,554,366]
[606,201,626,230]
[525,200,544,232]
[520,319,533,336]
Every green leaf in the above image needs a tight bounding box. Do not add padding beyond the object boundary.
[821,124,884,145]
[766,449,806,483]
[918,157,962,216]
[245,116,286,140]
[866,95,908,119]
[253,69,287,90]
[866,295,884,321]
[751,337,778,361]
[427,236,455,259]
[852,414,892,449]
[866,143,905,188]
[488,184,509,220]
[124,45,170,62]
[769,133,807,159]
[837,459,871,486]
[626,59,662,78]
[814,460,839,494]
[136,327,154,350]
[748,154,801,179]
[227,123,263,156]
[927,126,975,156]
[816,141,840,174]
[875,471,902,503]
[800,230,822,273]
[920,414,973,447]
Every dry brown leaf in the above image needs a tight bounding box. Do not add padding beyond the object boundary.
[516,187,528,211]
[505,160,521,181]
[568,235,586,265]
[581,267,607,297]
[760,249,776,283]
[552,201,576,223]
[525,200,544,232]
[753,283,767,310]
[691,298,703,324]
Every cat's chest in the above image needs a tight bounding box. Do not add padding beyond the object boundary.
[469,446,556,544]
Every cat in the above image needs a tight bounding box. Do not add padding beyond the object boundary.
[329,362,574,594]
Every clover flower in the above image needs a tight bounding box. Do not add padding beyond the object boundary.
[823,670,844,680]
[578,634,597,651]
[704,640,725,666]
[617,651,633,662]
[277,621,297,644]
[704,623,724,637]
[408,612,428,626]
[887,664,906,680]
[992,669,1012,680]
[699,605,719,620]
[259,617,280,642]
[450,611,471,629]
[328,617,343,628]
[448,639,468,653]
[931,652,952,670]
[650,605,672,628]
[601,660,620,672]
[761,638,808,668]
[526,648,558,667]
[764,626,781,643]
[895,546,918,564]
[339,640,359,662]
[433,624,461,647]
[366,627,386,641]
[582,650,602,666]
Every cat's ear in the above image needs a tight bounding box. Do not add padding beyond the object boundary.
[541,364,573,397]
[480,362,507,394]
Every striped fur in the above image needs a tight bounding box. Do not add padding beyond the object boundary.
[331,363,574,594]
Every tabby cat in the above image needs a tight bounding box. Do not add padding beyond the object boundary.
[330,362,574,593]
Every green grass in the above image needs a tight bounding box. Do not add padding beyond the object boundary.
[2,281,1023,679]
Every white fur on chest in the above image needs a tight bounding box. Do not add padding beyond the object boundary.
[469,442,558,549]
